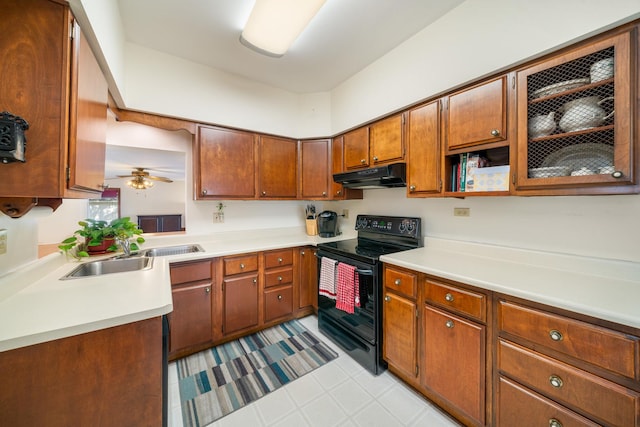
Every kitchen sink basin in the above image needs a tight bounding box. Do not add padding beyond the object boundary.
[139,244,204,257]
[61,256,153,280]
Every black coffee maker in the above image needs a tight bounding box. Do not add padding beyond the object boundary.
[317,211,339,237]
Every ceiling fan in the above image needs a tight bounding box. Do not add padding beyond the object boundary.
[117,167,173,190]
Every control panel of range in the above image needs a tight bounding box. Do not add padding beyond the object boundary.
[355,215,421,238]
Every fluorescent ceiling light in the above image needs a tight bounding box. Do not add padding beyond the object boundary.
[240,0,327,57]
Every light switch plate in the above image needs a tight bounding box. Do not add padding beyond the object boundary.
[0,229,7,255]
[453,207,470,217]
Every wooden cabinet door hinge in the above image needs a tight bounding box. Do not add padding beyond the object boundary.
[66,166,71,182]
[415,365,419,376]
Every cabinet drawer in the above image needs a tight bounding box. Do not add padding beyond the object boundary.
[498,339,640,427]
[264,249,293,269]
[264,267,293,288]
[170,260,211,285]
[384,267,417,299]
[497,376,600,427]
[223,254,259,276]
[264,286,293,322]
[498,301,639,379]
[425,281,486,322]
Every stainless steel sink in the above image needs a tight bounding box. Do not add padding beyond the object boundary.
[139,244,204,257]
[61,257,154,280]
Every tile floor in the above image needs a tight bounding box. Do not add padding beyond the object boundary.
[168,315,462,427]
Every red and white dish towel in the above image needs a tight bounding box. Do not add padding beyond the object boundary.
[336,263,360,314]
[319,257,338,300]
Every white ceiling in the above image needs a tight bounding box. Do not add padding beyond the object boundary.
[116,0,465,93]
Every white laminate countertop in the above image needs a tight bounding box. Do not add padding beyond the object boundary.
[2,228,639,353]
[381,237,640,330]
[0,228,350,352]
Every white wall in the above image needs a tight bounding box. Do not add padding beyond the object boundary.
[330,0,640,132]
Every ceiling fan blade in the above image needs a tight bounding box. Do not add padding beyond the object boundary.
[147,176,173,183]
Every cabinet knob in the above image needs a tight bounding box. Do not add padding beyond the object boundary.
[240,263,245,269]
[360,159,366,164]
[549,418,563,427]
[202,189,208,195]
[278,257,283,263]
[445,320,455,328]
[384,296,391,302]
[549,329,563,341]
[445,293,454,302]
[253,278,257,284]
[336,190,342,195]
[278,276,283,281]
[277,294,283,300]
[205,287,210,293]
[394,279,401,286]
[612,170,623,178]
[322,191,327,196]
[490,129,500,136]
[409,185,416,192]
[549,375,564,388]
[262,191,267,196]
[373,156,379,161]
[301,251,305,256]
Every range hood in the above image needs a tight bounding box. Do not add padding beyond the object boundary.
[333,162,406,189]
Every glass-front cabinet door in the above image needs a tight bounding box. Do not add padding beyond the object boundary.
[515,28,636,193]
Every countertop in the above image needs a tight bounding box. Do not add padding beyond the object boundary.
[2,228,639,353]
[0,228,350,352]
[381,237,640,329]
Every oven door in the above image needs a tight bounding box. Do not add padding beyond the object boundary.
[316,249,380,344]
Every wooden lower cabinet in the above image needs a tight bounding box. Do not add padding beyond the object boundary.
[497,376,600,427]
[298,246,318,312]
[170,282,213,354]
[0,318,162,426]
[383,291,418,380]
[423,305,486,426]
[223,273,259,335]
[168,259,214,359]
[264,285,294,322]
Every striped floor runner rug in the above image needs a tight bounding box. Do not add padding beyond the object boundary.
[177,319,339,427]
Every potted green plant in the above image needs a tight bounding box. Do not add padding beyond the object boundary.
[59,217,145,259]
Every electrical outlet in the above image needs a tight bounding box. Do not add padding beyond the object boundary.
[342,209,349,219]
[212,212,224,223]
[453,207,470,217]
[0,229,7,255]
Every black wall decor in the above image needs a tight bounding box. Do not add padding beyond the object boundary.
[0,111,29,163]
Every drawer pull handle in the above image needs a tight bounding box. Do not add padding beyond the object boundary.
[278,276,283,281]
[445,320,455,329]
[205,287,210,294]
[277,294,282,301]
[549,329,563,341]
[549,419,563,427]
[445,293,454,302]
[360,159,366,164]
[240,263,245,269]
[491,129,500,136]
[394,279,401,286]
[549,375,563,388]
[253,278,257,284]
[301,251,305,256]
[278,257,283,263]
[384,296,391,302]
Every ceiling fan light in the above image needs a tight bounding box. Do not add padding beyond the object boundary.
[240,0,326,57]
[127,176,154,190]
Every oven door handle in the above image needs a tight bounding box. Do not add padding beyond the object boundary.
[316,254,374,276]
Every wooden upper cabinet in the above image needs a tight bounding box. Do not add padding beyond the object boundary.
[67,21,108,194]
[447,76,508,151]
[515,28,636,194]
[196,125,256,199]
[407,101,441,196]
[258,135,297,199]
[370,113,405,165]
[0,0,107,208]
[344,126,370,169]
[300,139,330,199]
